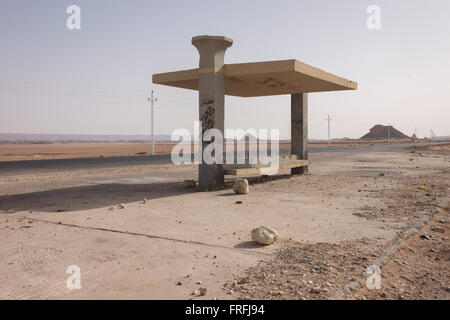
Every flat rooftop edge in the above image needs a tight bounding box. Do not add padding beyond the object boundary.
[152,59,357,97]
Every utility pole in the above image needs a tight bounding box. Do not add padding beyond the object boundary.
[148,90,157,155]
[326,115,332,146]
[387,123,390,144]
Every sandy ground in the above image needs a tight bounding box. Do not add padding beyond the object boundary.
[0,147,448,300]
[409,143,450,152]
[0,142,167,161]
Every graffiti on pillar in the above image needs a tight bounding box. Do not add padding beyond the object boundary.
[200,97,215,135]
[200,106,215,134]
[200,97,215,107]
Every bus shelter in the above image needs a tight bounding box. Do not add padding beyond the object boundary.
[153,36,357,191]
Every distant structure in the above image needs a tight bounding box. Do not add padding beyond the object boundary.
[430,130,436,139]
[360,125,409,140]
[411,133,418,141]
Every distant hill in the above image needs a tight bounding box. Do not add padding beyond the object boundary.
[360,125,409,140]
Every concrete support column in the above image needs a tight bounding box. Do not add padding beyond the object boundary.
[192,35,233,190]
[291,93,308,175]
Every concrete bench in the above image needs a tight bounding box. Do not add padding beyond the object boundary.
[223,158,310,176]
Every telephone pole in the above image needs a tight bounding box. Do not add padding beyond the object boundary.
[387,123,390,144]
[326,115,332,146]
[148,90,157,155]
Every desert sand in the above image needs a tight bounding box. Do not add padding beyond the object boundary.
[0,143,448,299]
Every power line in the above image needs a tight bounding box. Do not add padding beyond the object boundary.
[0,79,148,92]
[0,87,147,100]
[0,84,197,106]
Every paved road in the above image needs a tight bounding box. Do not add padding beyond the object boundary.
[0,141,447,176]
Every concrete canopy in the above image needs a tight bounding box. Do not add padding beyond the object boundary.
[152,59,357,97]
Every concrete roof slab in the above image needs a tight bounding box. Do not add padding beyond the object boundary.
[152,59,357,97]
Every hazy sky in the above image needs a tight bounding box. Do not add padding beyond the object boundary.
[1,0,449,139]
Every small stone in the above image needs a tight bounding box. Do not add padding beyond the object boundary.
[108,207,115,211]
[199,287,208,296]
[196,280,203,285]
[142,198,148,204]
[176,281,182,286]
[118,204,125,209]
[233,179,249,194]
[310,287,321,294]
[420,234,430,240]
[251,226,279,245]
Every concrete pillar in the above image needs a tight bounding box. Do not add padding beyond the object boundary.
[192,35,233,190]
[291,93,308,175]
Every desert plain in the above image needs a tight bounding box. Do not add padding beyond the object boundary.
[0,140,449,299]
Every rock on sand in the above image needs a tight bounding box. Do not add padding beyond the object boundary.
[251,226,279,245]
[233,179,249,194]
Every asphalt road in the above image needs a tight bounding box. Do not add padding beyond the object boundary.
[0,141,447,176]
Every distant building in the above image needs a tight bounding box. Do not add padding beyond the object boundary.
[360,125,409,140]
